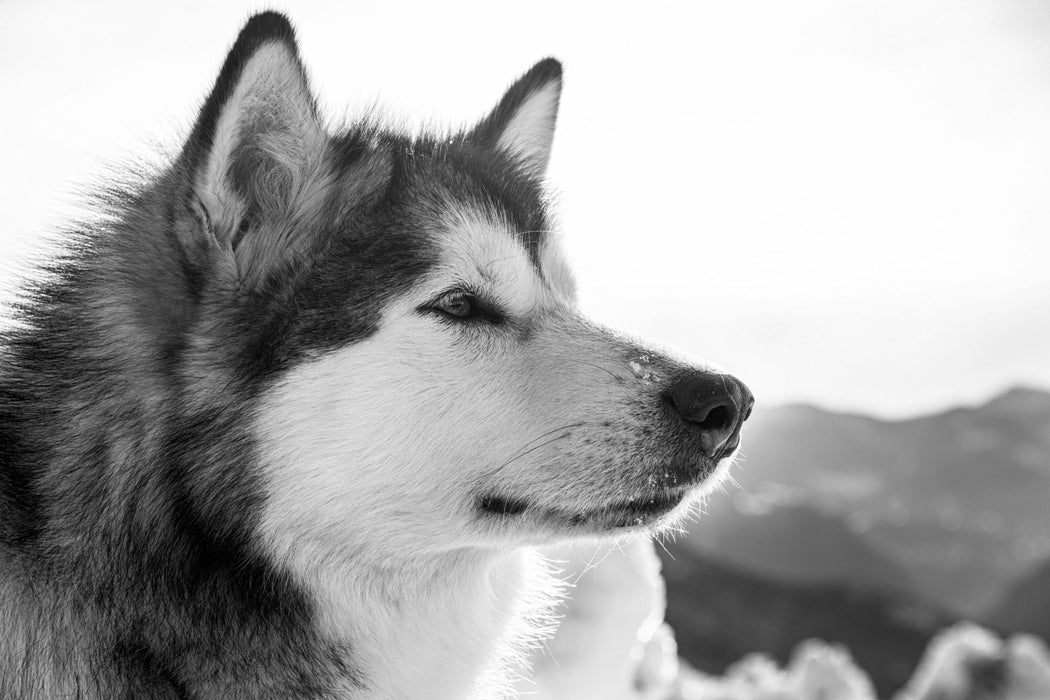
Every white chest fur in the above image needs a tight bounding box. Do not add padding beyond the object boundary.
[299,547,555,699]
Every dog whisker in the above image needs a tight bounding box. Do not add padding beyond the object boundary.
[563,358,626,383]
[481,422,584,481]
[482,254,524,270]
[654,536,676,561]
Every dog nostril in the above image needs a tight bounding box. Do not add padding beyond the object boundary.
[666,371,750,458]
[697,404,733,432]
[667,379,740,428]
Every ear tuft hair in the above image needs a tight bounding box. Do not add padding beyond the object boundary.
[184,12,308,169]
[471,58,563,178]
[179,12,328,283]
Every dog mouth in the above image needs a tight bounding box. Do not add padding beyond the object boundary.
[479,488,690,531]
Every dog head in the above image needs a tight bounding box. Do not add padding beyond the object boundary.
[171,14,752,564]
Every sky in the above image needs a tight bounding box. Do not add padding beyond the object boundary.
[1,0,1048,418]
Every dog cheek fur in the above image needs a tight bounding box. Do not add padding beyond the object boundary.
[253,328,565,697]
[254,309,526,558]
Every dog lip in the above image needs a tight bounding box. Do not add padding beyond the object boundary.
[478,495,530,517]
[651,459,720,490]
[595,490,686,518]
[480,487,689,529]
[479,457,720,527]
[718,437,741,458]
[563,488,690,530]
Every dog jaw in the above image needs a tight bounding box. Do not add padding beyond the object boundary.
[262,546,561,700]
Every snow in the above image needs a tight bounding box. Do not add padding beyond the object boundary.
[517,541,1050,700]
[898,623,1050,700]
[518,538,678,699]
[674,642,876,700]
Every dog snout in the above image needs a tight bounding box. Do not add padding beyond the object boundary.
[663,371,754,458]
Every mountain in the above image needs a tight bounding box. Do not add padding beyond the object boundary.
[659,547,951,698]
[678,497,918,599]
[988,557,1050,639]
[673,386,1050,618]
[738,386,1050,520]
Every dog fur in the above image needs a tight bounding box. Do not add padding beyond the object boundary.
[0,12,750,699]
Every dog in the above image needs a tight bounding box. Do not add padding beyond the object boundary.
[0,12,753,699]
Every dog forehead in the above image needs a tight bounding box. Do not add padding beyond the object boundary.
[434,205,540,309]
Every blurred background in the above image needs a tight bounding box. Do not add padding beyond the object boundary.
[2,1,1048,697]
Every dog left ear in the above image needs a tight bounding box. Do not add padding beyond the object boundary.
[180,12,326,281]
[470,59,562,177]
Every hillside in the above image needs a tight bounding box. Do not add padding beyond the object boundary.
[659,547,950,698]
[674,386,1050,618]
[988,558,1050,640]
[678,498,918,599]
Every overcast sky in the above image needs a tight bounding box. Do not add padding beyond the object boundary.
[1,0,1048,418]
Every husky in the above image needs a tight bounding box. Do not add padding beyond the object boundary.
[0,11,753,699]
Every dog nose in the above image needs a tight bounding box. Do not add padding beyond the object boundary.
[664,371,754,457]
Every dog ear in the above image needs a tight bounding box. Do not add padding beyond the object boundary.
[470,58,562,177]
[181,12,326,279]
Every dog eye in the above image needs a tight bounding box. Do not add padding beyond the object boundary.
[423,290,504,325]
[434,291,477,318]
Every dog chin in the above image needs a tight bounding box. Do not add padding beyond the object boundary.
[479,452,739,536]
[561,489,693,531]
[479,486,695,535]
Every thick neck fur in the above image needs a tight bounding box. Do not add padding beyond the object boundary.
[299,548,555,699]
[0,175,556,697]
[0,177,352,697]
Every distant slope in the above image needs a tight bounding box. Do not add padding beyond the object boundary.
[679,499,918,598]
[988,557,1050,639]
[740,386,1050,519]
[675,385,1050,617]
[659,546,950,698]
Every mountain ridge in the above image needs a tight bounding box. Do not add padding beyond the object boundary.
[768,384,1050,426]
[671,382,1050,619]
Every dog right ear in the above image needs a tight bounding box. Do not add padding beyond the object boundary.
[469,58,562,179]
[179,12,326,281]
